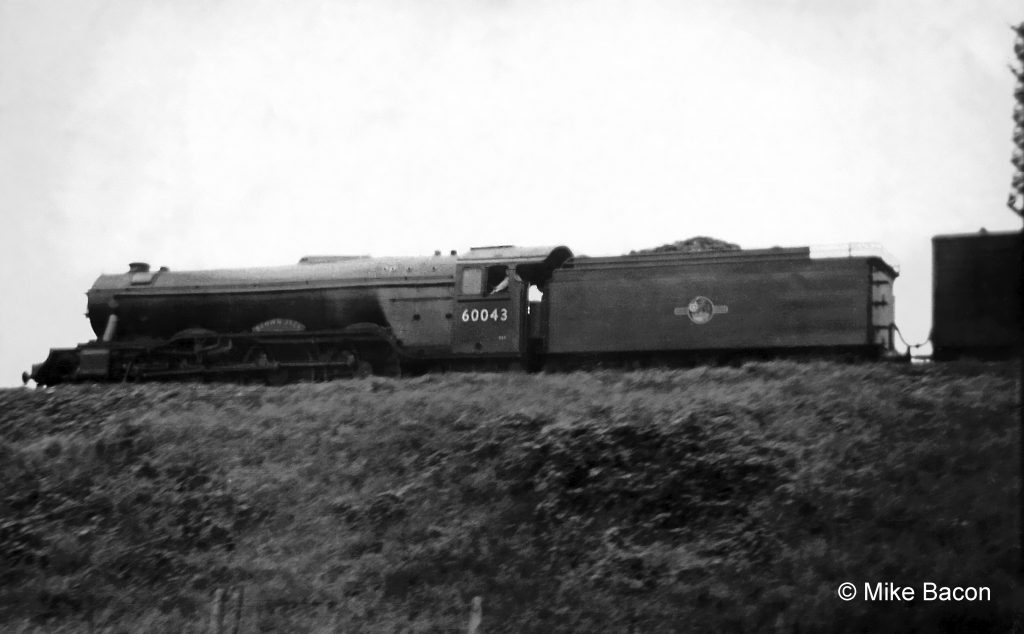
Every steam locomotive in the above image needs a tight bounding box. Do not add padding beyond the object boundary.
[24,243,902,385]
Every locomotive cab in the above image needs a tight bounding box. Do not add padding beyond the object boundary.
[451,246,572,365]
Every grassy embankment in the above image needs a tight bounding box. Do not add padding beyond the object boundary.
[0,361,1019,632]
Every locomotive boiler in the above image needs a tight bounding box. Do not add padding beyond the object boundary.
[24,243,900,386]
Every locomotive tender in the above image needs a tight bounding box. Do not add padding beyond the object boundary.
[24,244,899,385]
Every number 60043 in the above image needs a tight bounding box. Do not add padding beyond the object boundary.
[461,308,508,322]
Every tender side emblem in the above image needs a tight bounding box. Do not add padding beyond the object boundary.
[687,296,715,324]
[673,296,729,325]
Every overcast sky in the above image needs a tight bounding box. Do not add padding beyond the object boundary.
[1,0,1021,386]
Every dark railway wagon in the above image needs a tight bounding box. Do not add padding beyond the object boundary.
[931,231,1021,360]
[542,247,898,361]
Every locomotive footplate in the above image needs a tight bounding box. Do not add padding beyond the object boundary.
[28,324,404,385]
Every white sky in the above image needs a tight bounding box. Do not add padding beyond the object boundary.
[1,0,1021,386]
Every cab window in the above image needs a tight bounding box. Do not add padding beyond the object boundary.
[460,265,509,296]
[486,265,508,295]
[461,268,483,295]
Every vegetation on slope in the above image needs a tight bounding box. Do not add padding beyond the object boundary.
[0,361,1019,632]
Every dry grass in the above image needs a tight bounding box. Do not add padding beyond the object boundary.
[0,360,1019,632]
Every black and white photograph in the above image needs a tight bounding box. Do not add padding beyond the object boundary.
[1,0,1021,631]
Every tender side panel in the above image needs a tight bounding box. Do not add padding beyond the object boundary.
[932,232,1022,356]
[546,256,878,354]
